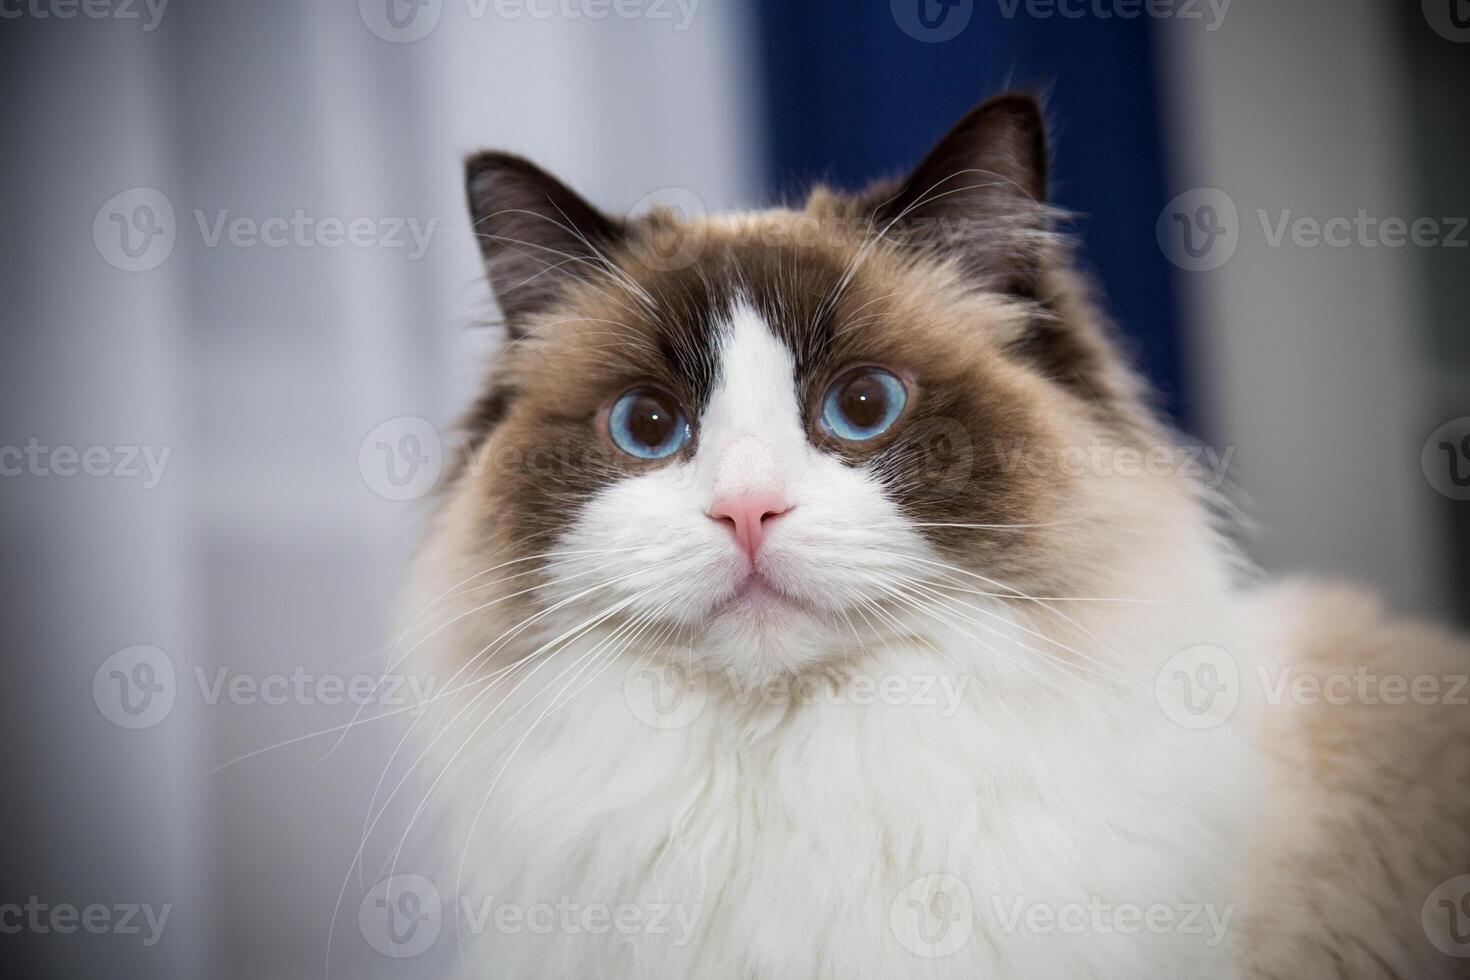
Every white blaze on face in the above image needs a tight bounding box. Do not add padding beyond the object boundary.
[552,298,930,674]
[696,302,809,503]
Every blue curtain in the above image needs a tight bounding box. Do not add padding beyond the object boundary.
[751,1,1188,427]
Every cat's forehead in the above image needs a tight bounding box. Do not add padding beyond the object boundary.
[609,231,860,406]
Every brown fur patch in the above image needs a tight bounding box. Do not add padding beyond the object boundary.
[1241,583,1470,980]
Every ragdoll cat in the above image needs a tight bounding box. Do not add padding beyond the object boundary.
[401,94,1470,978]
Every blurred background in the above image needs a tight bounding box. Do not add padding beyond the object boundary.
[1,1,1465,977]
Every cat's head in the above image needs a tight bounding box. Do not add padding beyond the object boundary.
[438,94,1200,683]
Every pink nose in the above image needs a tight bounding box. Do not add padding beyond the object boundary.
[708,492,790,560]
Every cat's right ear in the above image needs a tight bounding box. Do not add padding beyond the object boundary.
[465,152,624,332]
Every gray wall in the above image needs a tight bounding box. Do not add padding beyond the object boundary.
[1157,0,1459,621]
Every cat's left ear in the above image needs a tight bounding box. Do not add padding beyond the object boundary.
[873,93,1051,298]
[465,152,625,333]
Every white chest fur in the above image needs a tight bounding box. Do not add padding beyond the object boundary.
[410,589,1254,980]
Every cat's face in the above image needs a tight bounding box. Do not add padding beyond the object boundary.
[446,95,1165,681]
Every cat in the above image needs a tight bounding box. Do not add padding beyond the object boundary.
[398,93,1470,978]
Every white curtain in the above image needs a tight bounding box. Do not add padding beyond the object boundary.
[1,3,761,977]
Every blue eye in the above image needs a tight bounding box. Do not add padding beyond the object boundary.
[606,386,692,460]
[820,367,908,441]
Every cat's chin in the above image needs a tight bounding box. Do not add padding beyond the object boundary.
[694,581,849,684]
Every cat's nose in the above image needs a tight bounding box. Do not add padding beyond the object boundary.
[708,492,790,560]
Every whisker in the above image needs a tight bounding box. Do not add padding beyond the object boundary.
[322,546,648,762]
[376,586,661,885]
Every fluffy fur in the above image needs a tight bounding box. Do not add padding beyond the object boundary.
[396,94,1470,979]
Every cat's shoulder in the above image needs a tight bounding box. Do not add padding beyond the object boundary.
[1240,578,1470,979]
[1262,578,1469,690]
